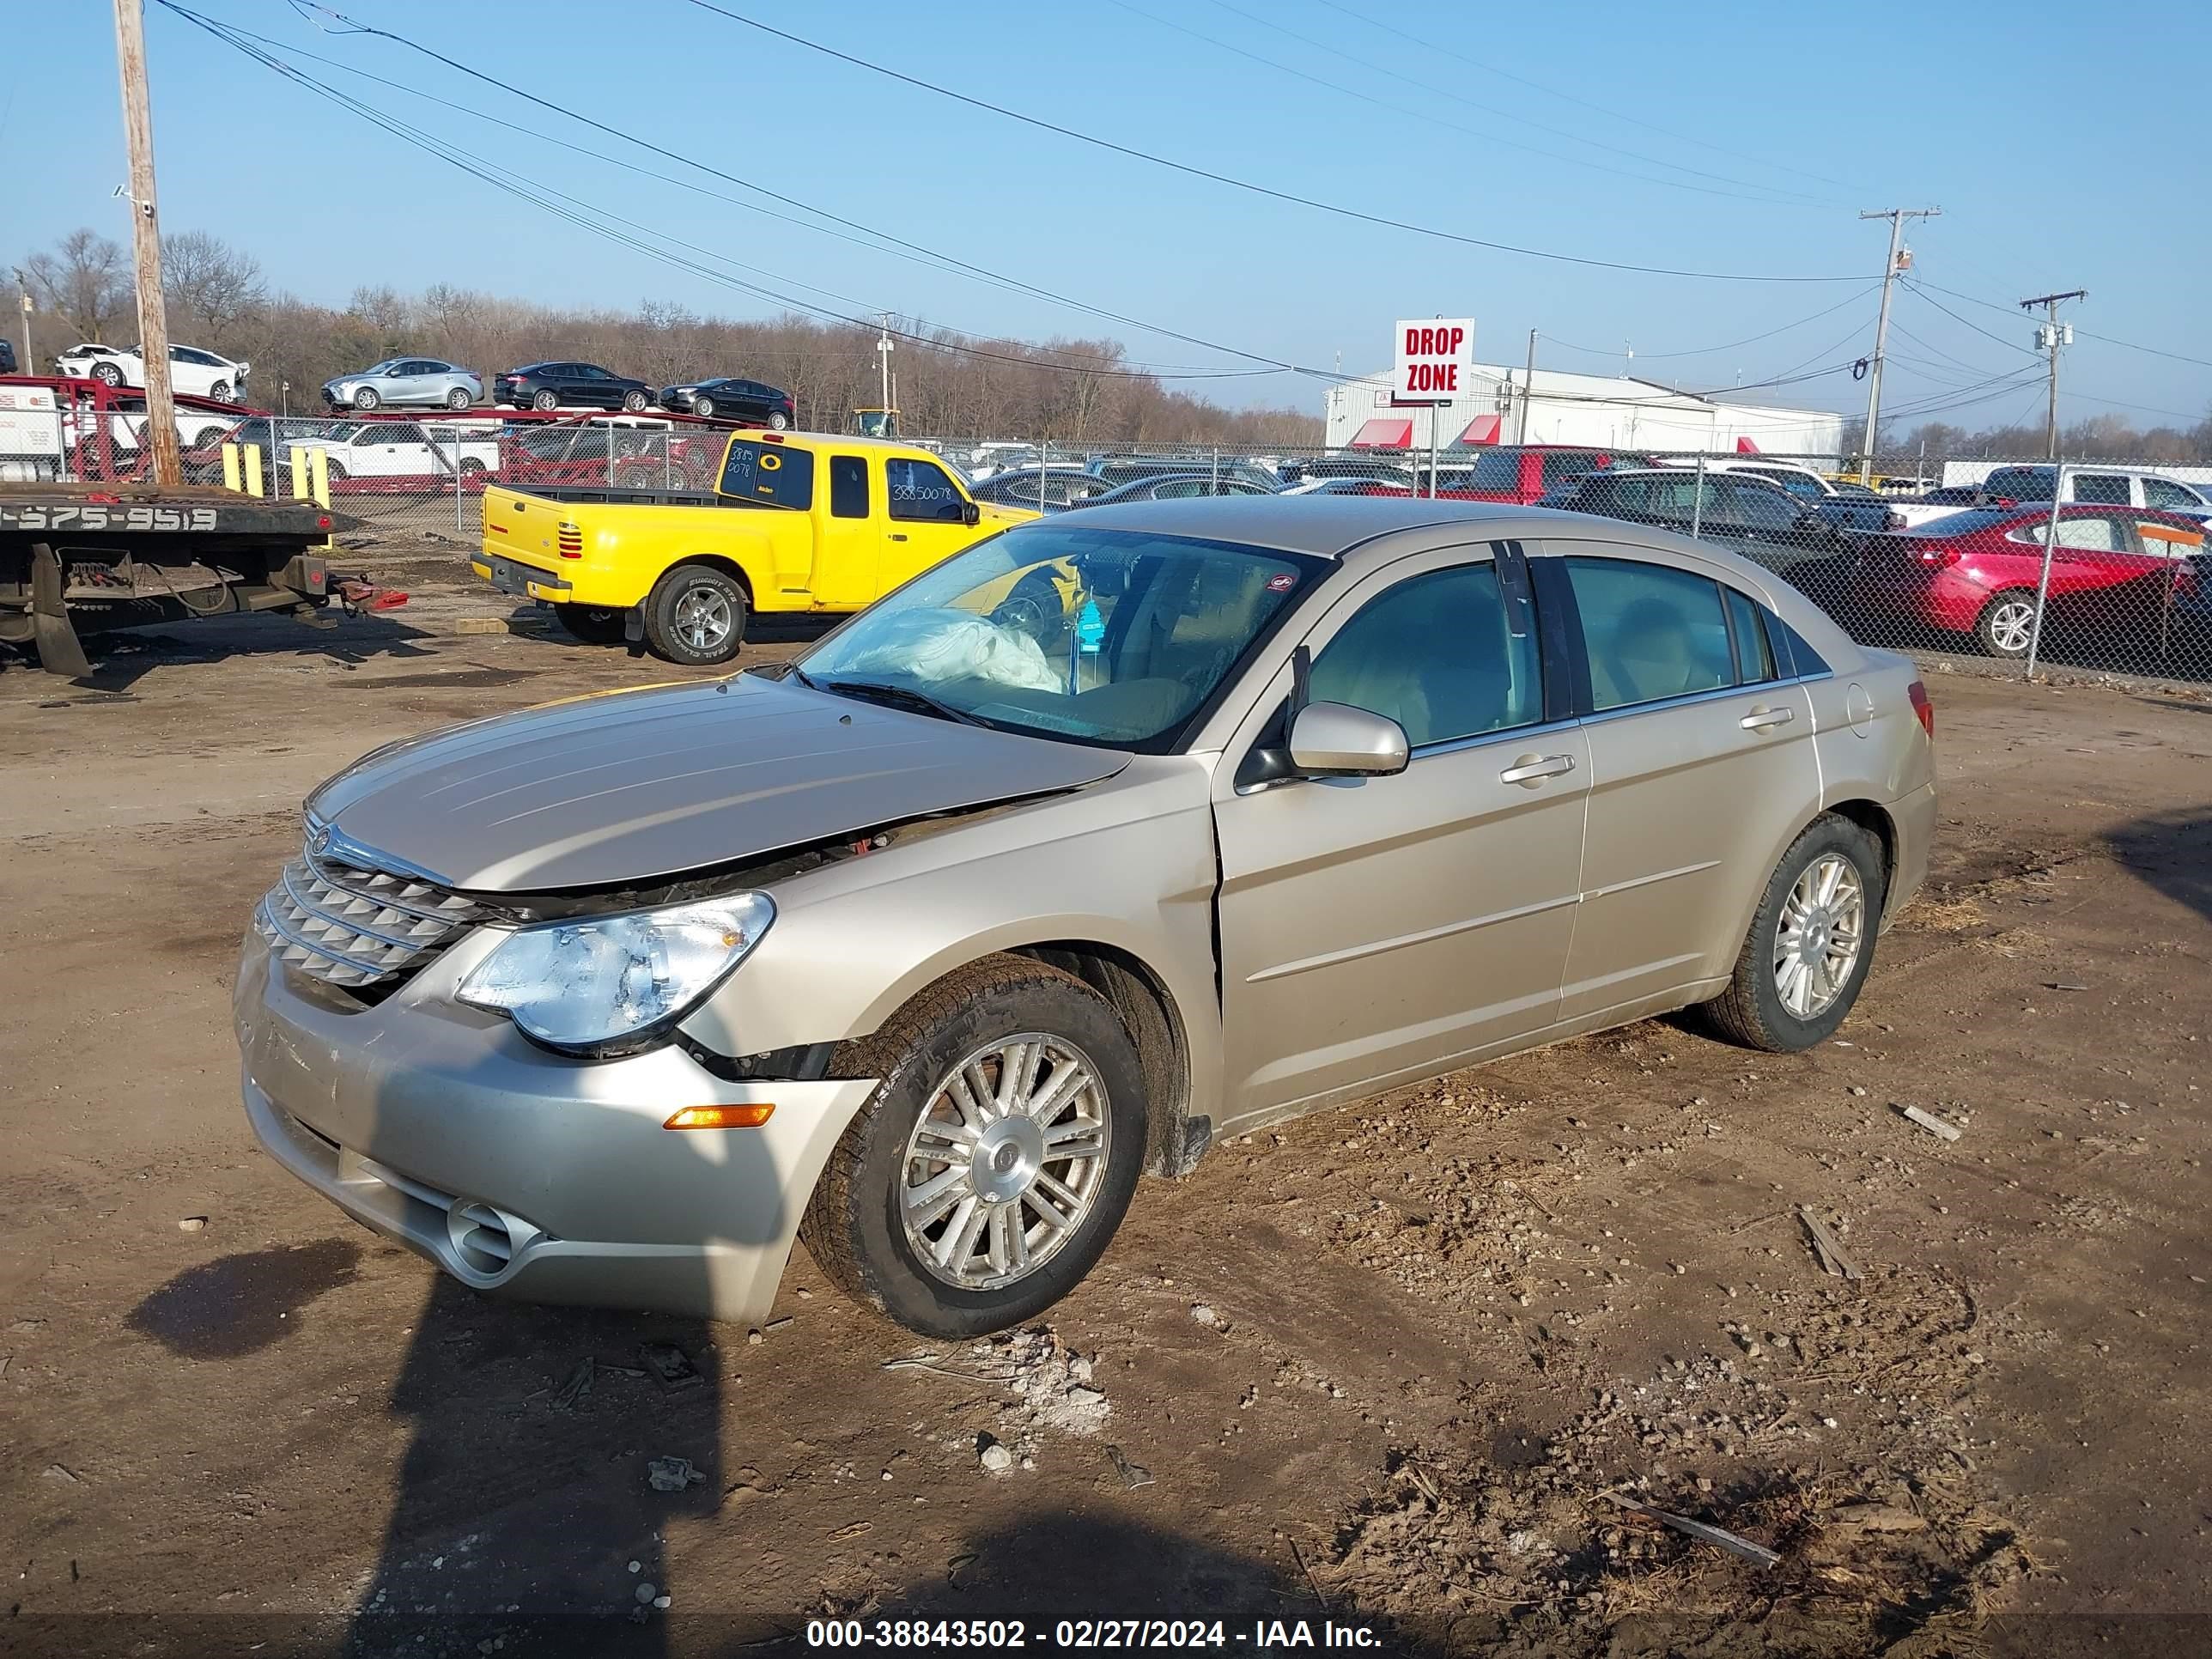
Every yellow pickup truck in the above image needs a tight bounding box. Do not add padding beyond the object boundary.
[474,431,1036,664]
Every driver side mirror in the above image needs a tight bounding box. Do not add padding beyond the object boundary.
[961,500,981,526]
[1287,702,1410,778]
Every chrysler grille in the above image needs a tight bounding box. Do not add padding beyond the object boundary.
[254,841,481,991]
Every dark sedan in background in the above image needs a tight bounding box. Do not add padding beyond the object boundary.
[659,377,794,428]
[1066,474,1275,507]
[494,362,653,412]
[1539,467,1875,600]
[969,465,1118,511]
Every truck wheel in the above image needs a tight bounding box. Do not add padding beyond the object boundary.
[323,459,349,483]
[1704,813,1884,1054]
[1975,591,2038,658]
[802,955,1147,1338]
[554,603,628,645]
[623,389,650,412]
[532,389,559,411]
[642,562,748,665]
[447,386,471,410]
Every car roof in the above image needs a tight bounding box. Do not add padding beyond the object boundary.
[1048,495,1604,556]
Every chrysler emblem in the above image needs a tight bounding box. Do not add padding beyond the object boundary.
[308,823,333,858]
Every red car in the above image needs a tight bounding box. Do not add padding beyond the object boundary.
[1850,503,2203,657]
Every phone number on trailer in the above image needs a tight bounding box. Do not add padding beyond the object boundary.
[807,1619,1238,1650]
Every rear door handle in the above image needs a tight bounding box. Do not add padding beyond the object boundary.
[1741,707,1795,731]
[1499,752,1577,786]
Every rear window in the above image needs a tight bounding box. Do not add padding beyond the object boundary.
[1465,451,1522,491]
[719,439,814,509]
[1983,467,2052,498]
[1916,508,2023,538]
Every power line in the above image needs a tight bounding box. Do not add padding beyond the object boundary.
[1901,283,2040,358]
[1538,287,1880,364]
[680,0,1868,284]
[1913,277,2212,372]
[1137,0,1839,207]
[1304,0,1859,195]
[162,6,1289,386]
[251,2,1343,382]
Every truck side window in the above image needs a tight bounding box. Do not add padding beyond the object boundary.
[886,458,966,523]
[830,455,869,519]
[720,439,815,510]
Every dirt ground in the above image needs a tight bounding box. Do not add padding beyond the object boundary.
[3,565,2209,1658]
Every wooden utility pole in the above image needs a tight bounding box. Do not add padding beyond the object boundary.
[112,0,180,486]
[2019,289,2086,461]
[1856,206,1941,483]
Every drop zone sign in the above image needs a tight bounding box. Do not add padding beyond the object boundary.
[1395,318,1474,403]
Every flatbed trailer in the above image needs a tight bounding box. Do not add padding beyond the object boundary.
[0,481,367,677]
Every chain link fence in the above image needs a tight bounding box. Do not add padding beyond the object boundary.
[5,380,2205,688]
[923,438,2212,689]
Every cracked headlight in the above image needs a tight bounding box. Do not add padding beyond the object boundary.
[457,893,774,1055]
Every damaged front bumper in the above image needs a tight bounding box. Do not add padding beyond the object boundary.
[234,927,876,1323]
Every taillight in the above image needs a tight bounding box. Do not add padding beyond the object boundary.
[1914,542,1959,566]
[556,522,582,557]
[1907,679,1934,739]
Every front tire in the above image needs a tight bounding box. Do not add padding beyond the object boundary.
[690,395,715,419]
[1705,814,1884,1053]
[91,362,125,388]
[323,459,349,483]
[803,956,1148,1338]
[554,603,627,645]
[1974,590,2038,658]
[622,389,649,412]
[641,561,748,665]
[209,380,233,404]
[352,386,380,410]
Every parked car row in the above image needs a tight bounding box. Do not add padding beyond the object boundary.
[302,356,798,422]
[53,341,251,403]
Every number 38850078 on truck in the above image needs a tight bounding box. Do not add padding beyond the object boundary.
[474,430,1036,665]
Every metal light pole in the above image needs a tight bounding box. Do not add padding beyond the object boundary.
[2020,289,2086,460]
[1856,206,1942,484]
[112,0,181,486]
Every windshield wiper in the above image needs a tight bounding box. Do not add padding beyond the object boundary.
[812,677,984,727]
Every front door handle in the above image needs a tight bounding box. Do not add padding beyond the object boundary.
[1741,706,1796,731]
[888,532,909,542]
[1500,752,1577,786]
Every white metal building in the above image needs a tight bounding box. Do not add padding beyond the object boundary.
[1323,363,1844,459]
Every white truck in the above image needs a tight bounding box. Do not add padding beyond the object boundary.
[1976,464,2212,524]
[278,419,504,483]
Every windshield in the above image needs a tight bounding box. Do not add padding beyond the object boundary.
[795,523,1325,750]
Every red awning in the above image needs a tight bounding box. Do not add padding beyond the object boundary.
[1735,435,1760,454]
[1455,413,1503,447]
[1349,417,1413,448]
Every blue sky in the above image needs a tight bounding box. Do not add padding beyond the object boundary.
[4,0,2207,430]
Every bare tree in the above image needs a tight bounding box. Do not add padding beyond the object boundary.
[21,228,132,343]
[161,230,265,342]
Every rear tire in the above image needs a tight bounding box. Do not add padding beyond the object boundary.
[1705,814,1885,1053]
[802,956,1148,1338]
[641,562,748,665]
[447,386,471,410]
[1974,590,2038,658]
[554,603,627,645]
[353,386,380,410]
[532,388,559,411]
[767,410,791,431]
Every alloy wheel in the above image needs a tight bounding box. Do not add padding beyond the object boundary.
[672,584,732,652]
[898,1034,1110,1291]
[1771,854,1865,1019]
[1986,598,2035,656]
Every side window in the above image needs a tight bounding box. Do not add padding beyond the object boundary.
[885,457,966,522]
[1308,562,1540,748]
[1723,586,1779,683]
[1729,484,1802,531]
[1566,557,1735,711]
[829,454,869,519]
[2053,515,2129,552]
[1154,478,1206,498]
[2142,477,2199,511]
[719,438,815,508]
[1540,451,1596,489]
[2074,473,2130,506]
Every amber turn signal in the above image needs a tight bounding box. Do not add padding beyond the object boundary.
[663,1103,775,1130]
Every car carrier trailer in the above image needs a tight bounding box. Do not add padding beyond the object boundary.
[0,481,378,677]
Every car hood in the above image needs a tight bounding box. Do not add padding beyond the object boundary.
[305,672,1130,893]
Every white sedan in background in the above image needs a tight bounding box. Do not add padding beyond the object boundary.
[53,342,250,403]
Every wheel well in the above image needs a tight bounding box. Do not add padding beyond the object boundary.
[1009,943,1194,1177]
[1826,799,1898,912]
[669,554,753,600]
